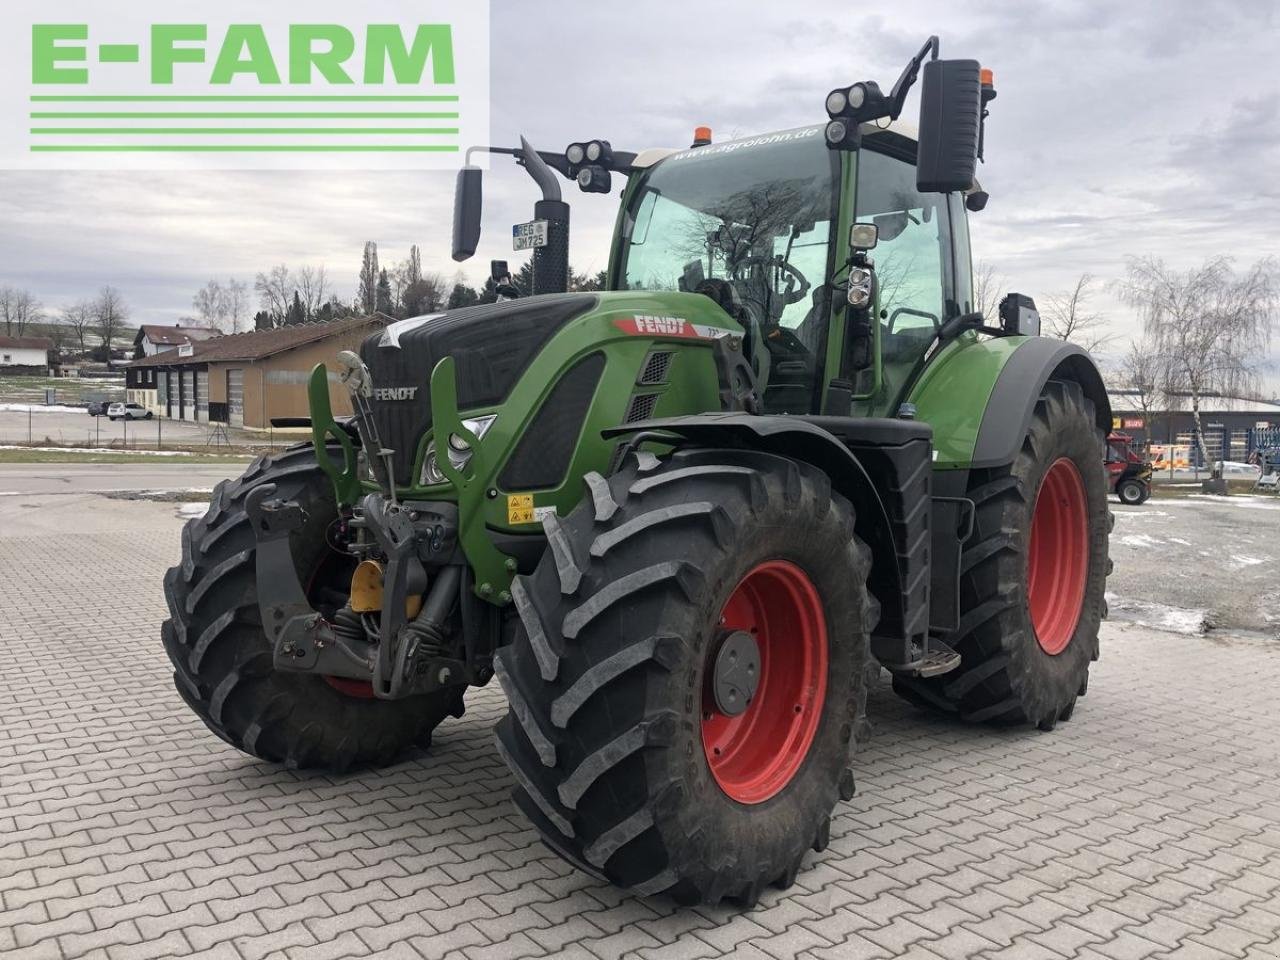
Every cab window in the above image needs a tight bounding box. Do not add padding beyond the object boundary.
[854,147,955,402]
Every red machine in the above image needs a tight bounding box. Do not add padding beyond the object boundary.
[1105,432,1153,504]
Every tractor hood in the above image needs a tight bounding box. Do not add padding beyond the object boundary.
[360,293,598,485]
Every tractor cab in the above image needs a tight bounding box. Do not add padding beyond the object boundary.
[610,122,976,420]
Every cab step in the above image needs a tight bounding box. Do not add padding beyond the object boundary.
[883,643,962,679]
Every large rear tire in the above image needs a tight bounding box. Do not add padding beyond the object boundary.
[161,445,463,771]
[893,379,1109,728]
[493,449,876,904]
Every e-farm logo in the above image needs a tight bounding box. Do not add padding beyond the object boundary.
[0,1,489,170]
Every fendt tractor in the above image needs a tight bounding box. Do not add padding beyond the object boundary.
[163,38,1111,904]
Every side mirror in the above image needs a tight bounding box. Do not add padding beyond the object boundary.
[452,166,483,262]
[490,259,509,282]
[916,59,981,193]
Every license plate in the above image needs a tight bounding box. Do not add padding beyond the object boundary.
[512,219,548,251]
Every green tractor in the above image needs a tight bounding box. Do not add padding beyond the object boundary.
[163,38,1110,905]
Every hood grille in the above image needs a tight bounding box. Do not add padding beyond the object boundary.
[358,294,598,485]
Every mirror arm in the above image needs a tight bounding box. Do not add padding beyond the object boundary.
[517,136,561,202]
[887,35,940,119]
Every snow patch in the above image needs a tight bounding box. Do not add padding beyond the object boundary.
[1118,534,1164,549]
[176,502,208,519]
[0,403,87,414]
[1182,495,1280,512]
[1227,555,1270,570]
[0,445,195,457]
[1106,592,1210,636]
[1169,537,1191,546]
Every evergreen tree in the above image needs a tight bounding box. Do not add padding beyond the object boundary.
[376,269,393,315]
[515,260,535,296]
[447,283,480,309]
[253,310,273,330]
[358,241,379,314]
[407,245,423,285]
[286,290,306,326]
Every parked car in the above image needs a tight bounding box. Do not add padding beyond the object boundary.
[85,401,109,417]
[107,402,152,421]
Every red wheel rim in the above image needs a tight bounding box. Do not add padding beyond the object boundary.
[1027,458,1089,655]
[702,561,827,804]
[304,555,377,700]
[323,675,377,699]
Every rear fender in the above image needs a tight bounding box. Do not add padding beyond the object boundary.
[970,339,1111,469]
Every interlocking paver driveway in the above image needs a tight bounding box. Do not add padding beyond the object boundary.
[3,493,1280,959]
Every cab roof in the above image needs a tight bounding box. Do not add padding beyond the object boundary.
[631,119,920,170]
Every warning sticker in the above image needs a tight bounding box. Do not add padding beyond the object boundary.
[507,494,535,525]
[507,496,558,525]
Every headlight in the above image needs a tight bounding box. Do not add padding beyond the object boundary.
[848,283,872,308]
[825,89,848,116]
[585,140,603,162]
[566,143,585,165]
[420,414,496,485]
[847,83,866,109]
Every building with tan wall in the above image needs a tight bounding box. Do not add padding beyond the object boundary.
[124,316,387,429]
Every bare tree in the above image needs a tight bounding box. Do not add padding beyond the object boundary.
[1117,255,1279,473]
[297,265,328,321]
[972,260,1005,320]
[1117,335,1169,444]
[192,279,226,328]
[93,286,128,357]
[254,265,292,327]
[62,300,94,353]
[224,279,249,334]
[1042,273,1113,353]
[1,286,42,336]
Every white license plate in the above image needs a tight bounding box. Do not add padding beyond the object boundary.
[512,219,548,251]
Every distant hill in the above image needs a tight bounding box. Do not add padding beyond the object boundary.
[7,319,140,351]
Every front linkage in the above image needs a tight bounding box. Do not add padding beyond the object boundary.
[248,356,510,700]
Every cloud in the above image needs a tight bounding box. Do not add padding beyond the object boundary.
[0,0,1276,392]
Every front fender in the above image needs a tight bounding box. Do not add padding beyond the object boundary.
[605,413,926,665]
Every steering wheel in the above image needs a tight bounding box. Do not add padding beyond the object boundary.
[730,256,811,306]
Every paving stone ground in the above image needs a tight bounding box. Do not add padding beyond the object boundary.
[3,493,1280,960]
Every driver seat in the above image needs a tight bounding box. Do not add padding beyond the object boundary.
[694,279,771,388]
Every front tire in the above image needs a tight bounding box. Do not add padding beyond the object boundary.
[161,444,463,770]
[494,449,875,904]
[1118,478,1146,505]
[894,379,1109,728]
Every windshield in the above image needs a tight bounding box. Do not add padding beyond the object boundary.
[619,128,837,331]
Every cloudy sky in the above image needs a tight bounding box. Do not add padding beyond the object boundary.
[1,0,1277,387]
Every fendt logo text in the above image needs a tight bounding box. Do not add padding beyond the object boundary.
[374,387,419,401]
[0,1,489,171]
